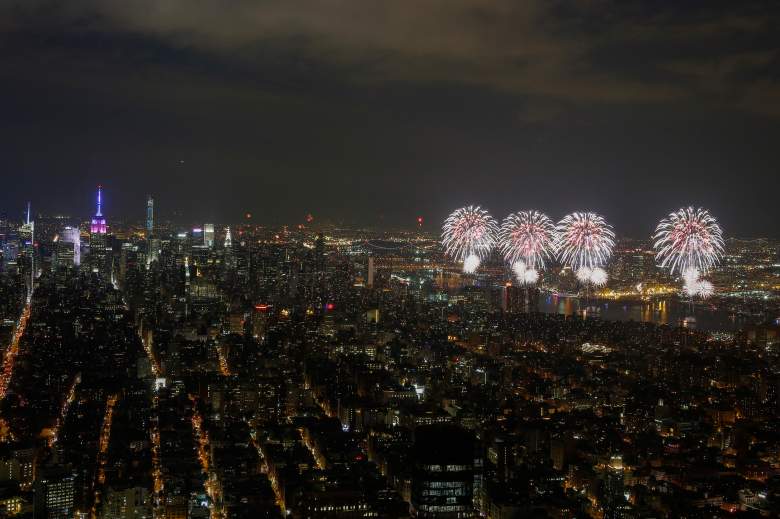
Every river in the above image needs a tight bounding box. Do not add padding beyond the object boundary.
[537,294,751,332]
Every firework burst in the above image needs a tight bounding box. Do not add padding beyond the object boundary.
[653,207,724,275]
[575,267,593,284]
[555,212,615,272]
[589,267,608,287]
[499,211,557,272]
[442,206,499,273]
[694,280,714,299]
[681,268,716,300]
[512,260,541,285]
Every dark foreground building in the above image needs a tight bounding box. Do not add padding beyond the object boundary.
[411,424,475,518]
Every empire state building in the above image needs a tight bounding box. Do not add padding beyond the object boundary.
[89,185,108,276]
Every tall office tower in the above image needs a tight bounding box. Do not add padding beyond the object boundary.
[223,227,236,279]
[61,226,80,267]
[367,256,375,288]
[54,238,75,271]
[146,195,154,236]
[19,202,35,295]
[89,185,108,275]
[191,227,204,245]
[411,425,475,518]
[204,223,215,248]
[0,215,7,269]
[224,226,232,248]
[603,454,629,518]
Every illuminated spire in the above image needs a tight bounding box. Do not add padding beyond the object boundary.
[26,202,31,225]
[90,185,107,235]
[224,226,232,248]
[96,185,103,217]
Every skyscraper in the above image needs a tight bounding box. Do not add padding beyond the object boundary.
[224,226,232,249]
[204,223,215,248]
[19,202,35,295]
[146,195,154,236]
[90,185,108,275]
[54,238,75,271]
[367,256,375,288]
[61,226,81,267]
[411,424,475,518]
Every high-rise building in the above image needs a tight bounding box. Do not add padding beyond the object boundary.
[34,468,76,519]
[61,226,80,267]
[224,226,232,249]
[367,256,375,288]
[19,202,35,295]
[603,454,629,518]
[204,223,215,248]
[191,227,203,244]
[411,424,475,518]
[146,195,154,236]
[54,239,75,271]
[89,185,108,275]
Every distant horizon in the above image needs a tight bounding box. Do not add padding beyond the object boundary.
[5,207,779,243]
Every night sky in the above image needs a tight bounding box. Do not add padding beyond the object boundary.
[1,1,779,236]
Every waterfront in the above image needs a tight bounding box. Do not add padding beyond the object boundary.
[539,294,753,332]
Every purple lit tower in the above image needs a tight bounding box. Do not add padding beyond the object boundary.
[89,185,109,274]
[90,185,107,234]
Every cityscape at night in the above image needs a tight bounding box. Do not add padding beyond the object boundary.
[2,1,780,518]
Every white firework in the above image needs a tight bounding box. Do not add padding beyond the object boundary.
[694,279,714,299]
[681,268,716,300]
[499,211,557,271]
[442,206,499,273]
[653,207,724,275]
[522,268,540,285]
[576,267,593,284]
[589,267,608,287]
[512,260,539,285]
[512,260,527,280]
[555,212,615,271]
[463,254,481,274]
[682,267,700,287]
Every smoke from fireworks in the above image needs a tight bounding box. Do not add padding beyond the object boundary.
[512,260,540,285]
[555,212,615,273]
[682,267,700,287]
[681,268,716,300]
[442,206,499,273]
[575,267,593,284]
[653,207,724,276]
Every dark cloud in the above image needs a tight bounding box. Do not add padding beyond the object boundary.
[4,0,778,108]
[0,0,778,235]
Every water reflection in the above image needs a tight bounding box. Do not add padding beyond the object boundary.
[541,294,738,332]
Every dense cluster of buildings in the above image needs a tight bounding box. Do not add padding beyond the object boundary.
[0,189,777,518]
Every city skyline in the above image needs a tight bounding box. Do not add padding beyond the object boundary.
[0,3,779,517]
[3,187,778,242]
